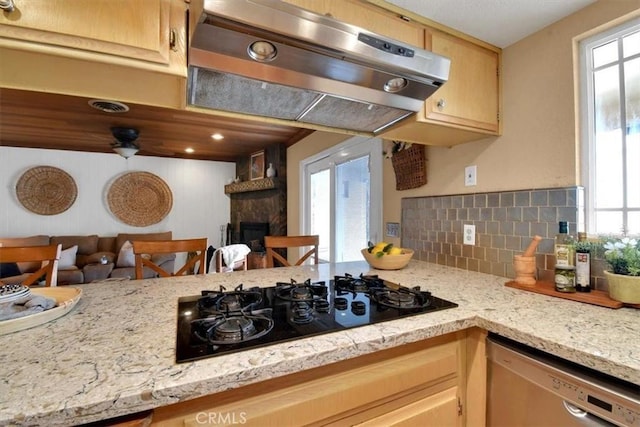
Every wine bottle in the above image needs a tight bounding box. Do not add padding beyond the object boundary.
[575,232,591,292]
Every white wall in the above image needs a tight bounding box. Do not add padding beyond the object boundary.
[0,147,235,251]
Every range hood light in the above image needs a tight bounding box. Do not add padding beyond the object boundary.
[248,41,277,62]
[384,77,408,93]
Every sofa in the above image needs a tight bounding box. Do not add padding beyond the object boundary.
[0,232,175,285]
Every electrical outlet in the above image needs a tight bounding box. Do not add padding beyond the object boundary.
[465,165,477,186]
[463,224,476,245]
[386,222,400,238]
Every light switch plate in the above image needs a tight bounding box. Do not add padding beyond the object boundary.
[386,222,400,238]
[463,224,476,245]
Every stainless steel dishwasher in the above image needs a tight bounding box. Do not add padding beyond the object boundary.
[487,334,640,427]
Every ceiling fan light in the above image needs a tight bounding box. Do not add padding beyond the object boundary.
[113,145,139,159]
[110,127,140,158]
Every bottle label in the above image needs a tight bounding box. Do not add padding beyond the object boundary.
[555,244,572,266]
[555,267,575,292]
[576,252,590,287]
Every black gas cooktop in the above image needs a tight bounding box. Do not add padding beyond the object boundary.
[175,273,458,363]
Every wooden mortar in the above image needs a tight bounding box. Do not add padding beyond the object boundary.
[513,255,536,286]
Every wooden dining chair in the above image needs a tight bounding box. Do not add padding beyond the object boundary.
[0,244,61,286]
[132,238,207,279]
[264,235,319,268]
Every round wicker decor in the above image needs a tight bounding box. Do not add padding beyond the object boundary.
[107,172,172,227]
[16,166,77,215]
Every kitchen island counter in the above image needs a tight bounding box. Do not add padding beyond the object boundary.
[1,260,638,425]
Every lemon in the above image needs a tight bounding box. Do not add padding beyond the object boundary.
[370,242,388,253]
[388,247,403,255]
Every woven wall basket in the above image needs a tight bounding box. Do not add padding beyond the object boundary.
[107,171,173,227]
[16,166,77,215]
[391,144,427,190]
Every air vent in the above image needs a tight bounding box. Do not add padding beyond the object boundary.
[88,99,130,113]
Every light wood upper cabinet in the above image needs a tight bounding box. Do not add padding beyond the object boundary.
[425,29,500,133]
[0,0,188,109]
[381,27,501,146]
[282,0,424,46]
[0,0,180,66]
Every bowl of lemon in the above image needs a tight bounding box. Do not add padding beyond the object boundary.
[361,242,414,270]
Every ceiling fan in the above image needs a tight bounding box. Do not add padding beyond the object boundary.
[111,127,140,159]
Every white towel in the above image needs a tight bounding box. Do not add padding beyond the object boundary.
[209,244,251,273]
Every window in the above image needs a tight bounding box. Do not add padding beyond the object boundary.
[580,17,640,235]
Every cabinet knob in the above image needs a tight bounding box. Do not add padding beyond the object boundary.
[0,0,15,12]
[436,99,446,111]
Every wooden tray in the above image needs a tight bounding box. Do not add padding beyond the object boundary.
[505,281,640,309]
[0,287,82,335]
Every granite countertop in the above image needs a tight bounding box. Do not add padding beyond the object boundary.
[1,260,638,426]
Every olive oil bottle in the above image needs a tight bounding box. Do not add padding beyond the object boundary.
[554,221,576,292]
[554,221,574,267]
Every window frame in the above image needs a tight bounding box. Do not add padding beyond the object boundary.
[579,16,640,235]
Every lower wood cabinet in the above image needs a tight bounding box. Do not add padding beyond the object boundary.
[151,329,487,426]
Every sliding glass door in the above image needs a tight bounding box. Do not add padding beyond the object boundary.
[302,136,382,263]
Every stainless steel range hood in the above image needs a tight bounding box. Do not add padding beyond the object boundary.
[188,0,450,134]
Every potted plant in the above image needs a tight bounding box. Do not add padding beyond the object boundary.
[602,237,640,303]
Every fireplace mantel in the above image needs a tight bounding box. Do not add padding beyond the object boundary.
[224,177,281,194]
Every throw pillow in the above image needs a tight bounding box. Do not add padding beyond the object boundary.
[117,240,135,267]
[0,262,21,278]
[58,245,78,270]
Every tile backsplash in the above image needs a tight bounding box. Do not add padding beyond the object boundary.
[400,186,612,288]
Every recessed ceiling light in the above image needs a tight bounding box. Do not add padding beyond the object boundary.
[211,133,224,140]
[185,147,195,153]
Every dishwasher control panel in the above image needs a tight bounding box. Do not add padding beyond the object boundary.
[548,373,640,427]
[488,336,640,427]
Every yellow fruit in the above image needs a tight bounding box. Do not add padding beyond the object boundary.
[388,247,403,255]
[371,242,387,253]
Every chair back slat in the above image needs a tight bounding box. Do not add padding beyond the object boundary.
[264,235,319,268]
[132,238,207,279]
[0,244,61,286]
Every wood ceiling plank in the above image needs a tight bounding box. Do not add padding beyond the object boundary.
[0,88,314,161]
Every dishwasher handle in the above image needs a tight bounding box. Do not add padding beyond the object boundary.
[563,401,615,426]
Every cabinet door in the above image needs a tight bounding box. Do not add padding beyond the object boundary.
[0,0,174,65]
[424,29,500,133]
[282,0,423,46]
[151,334,464,427]
[355,387,461,427]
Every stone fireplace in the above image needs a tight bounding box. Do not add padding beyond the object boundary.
[239,221,270,251]
[226,144,287,250]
